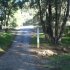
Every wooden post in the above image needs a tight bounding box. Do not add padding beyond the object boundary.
[37,27,40,48]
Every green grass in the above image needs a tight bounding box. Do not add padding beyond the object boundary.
[30,34,37,46]
[0,30,13,51]
[61,34,70,45]
[30,28,50,47]
[45,53,70,70]
[31,30,70,70]
[30,33,49,47]
[31,31,70,47]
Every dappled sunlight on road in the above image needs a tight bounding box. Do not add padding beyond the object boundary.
[0,27,47,70]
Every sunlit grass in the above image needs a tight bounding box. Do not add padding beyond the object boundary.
[30,31,49,48]
[0,30,13,52]
[31,29,70,47]
[30,29,70,70]
[0,48,4,52]
[30,33,47,46]
[30,34,37,47]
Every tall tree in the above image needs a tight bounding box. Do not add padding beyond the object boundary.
[37,0,70,44]
[0,0,21,32]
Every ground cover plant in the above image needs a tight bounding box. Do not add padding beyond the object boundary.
[0,30,13,52]
[30,28,70,70]
[31,28,70,47]
[45,53,70,70]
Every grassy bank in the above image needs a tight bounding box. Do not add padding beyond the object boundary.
[0,30,13,52]
[30,29,49,48]
[31,31,70,47]
[30,30,70,70]
[30,33,48,47]
[45,53,70,70]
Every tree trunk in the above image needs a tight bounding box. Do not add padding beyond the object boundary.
[58,0,69,41]
[55,0,58,44]
[38,0,46,33]
[5,9,10,32]
[48,2,54,43]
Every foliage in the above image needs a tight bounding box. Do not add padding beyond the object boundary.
[25,0,69,44]
[0,0,24,31]
[0,0,69,44]
[64,26,70,36]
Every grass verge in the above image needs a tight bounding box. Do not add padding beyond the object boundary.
[0,30,13,52]
[30,33,49,48]
[61,34,70,45]
[30,30,70,70]
[45,53,70,70]
[31,32,70,48]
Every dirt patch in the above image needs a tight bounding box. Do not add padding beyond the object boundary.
[29,45,70,70]
[30,45,70,57]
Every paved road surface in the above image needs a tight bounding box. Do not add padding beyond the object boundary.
[0,27,49,70]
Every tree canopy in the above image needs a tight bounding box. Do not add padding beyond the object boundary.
[0,0,70,44]
[29,0,70,44]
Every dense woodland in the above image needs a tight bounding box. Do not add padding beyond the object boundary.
[0,0,70,44]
